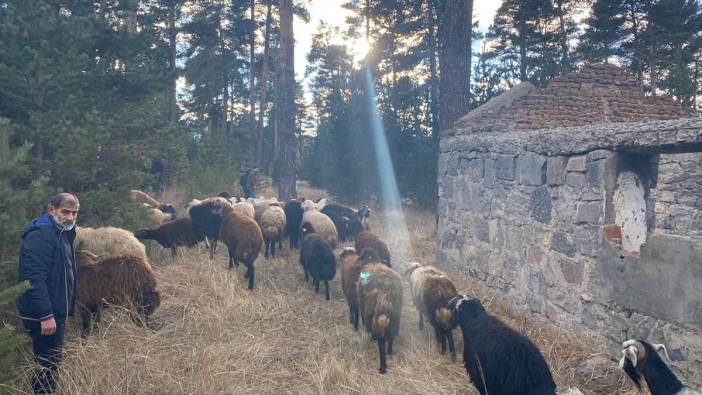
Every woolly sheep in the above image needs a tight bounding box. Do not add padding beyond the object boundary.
[406,262,459,359]
[135,217,203,256]
[357,262,403,374]
[130,189,176,215]
[75,226,147,261]
[340,247,385,330]
[189,197,231,258]
[354,231,390,267]
[448,295,557,395]
[253,197,279,224]
[321,203,365,242]
[284,199,304,249]
[77,251,160,336]
[299,233,337,300]
[232,200,255,219]
[215,203,264,290]
[301,208,338,249]
[260,204,286,259]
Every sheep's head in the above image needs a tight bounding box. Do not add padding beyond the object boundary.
[159,204,176,215]
[447,294,487,331]
[618,339,671,389]
[339,247,357,261]
[135,229,153,240]
[301,199,317,211]
[218,191,233,199]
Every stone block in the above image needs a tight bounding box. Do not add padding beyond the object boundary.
[566,172,586,188]
[552,232,576,257]
[482,159,496,187]
[587,150,612,161]
[518,152,546,186]
[567,155,587,172]
[489,219,503,247]
[447,153,459,176]
[475,218,489,243]
[547,157,567,186]
[658,190,675,203]
[575,226,600,257]
[530,186,552,223]
[581,192,602,201]
[576,201,602,224]
[495,154,516,180]
[462,158,484,181]
[586,159,606,187]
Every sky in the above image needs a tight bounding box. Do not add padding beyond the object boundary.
[293,0,503,81]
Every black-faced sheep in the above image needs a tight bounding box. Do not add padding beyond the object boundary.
[354,231,390,267]
[357,262,403,374]
[340,247,385,330]
[321,203,365,242]
[619,339,700,395]
[75,226,148,261]
[215,203,264,290]
[299,233,337,300]
[406,262,458,359]
[130,189,176,216]
[135,217,203,256]
[189,197,230,258]
[284,199,304,249]
[77,251,160,336]
[448,295,556,395]
[260,203,286,259]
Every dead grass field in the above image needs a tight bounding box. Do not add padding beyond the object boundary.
[10,184,634,394]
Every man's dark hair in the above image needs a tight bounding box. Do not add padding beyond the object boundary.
[49,193,79,208]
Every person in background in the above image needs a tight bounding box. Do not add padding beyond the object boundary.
[16,193,79,394]
[240,166,260,199]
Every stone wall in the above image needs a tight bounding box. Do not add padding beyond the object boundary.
[438,117,702,386]
[654,153,702,241]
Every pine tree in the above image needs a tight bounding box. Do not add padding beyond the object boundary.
[579,0,626,63]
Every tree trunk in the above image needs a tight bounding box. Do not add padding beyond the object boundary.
[427,0,439,141]
[249,0,257,124]
[365,0,370,43]
[518,5,528,81]
[168,0,178,123]
[438,0,472,132]
[555,0,569,67]
[276,0,297,200]
[255,0,272,167]
[126,0,137,34]
[217,7,230,135]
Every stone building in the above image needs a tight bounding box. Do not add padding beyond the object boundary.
[437,64,702,385]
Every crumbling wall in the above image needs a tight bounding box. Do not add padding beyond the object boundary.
[438,118,702,386]
[654,152,702,242]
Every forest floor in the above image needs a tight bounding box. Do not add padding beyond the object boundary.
[15,184,634,394]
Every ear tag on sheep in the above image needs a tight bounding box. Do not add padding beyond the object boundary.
[359,271,371,286]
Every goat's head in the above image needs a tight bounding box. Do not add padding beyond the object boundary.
[448,294,488,331]
[619,339,672,389]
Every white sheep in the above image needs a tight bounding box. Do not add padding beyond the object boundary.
[260,204,286,258]
[75,226,147,261]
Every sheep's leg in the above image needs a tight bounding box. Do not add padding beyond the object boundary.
[278,236,282,250]
[304,270,309,282]
[289,234,294,249]
[378,338,387,374]
[228,251,235,270]
[388,337,394,355]
[271,239,276,257]
[324,280,330,301]
[209,239,217,259]
[447,330,456,362]
[79,306,92,337]
[204,237,211,249]
[247,265,255,290]
[352,307,360,331]
[265,240,270,259]
[314,277,320,293]
[418,312,424,330]
[438,328,447,355]
[171,247,177,257]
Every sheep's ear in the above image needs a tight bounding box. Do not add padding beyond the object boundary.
[652,343,672,362]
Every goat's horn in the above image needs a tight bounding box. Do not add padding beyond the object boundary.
[624,346,639,367]
[653,343,672,362]
[81,250,99,260]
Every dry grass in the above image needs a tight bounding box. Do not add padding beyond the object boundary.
[10,186,635,394]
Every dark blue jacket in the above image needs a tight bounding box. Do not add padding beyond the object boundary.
[16,213,77,321]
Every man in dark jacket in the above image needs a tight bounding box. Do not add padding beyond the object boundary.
[17,193,79,394]
[239,166,259,199]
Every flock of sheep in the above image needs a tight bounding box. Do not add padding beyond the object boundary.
[70,189,699,395]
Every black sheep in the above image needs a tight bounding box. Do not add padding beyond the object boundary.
[284,199,304,249]
[135,217,202,256]
[321,203,364,242]
[448,295,556,395]
[619,339,699,395]
[299,233,337,300]
[189,199,224,258]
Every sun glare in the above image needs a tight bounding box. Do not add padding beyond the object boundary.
[352,38,370,61]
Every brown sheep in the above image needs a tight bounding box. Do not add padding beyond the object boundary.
[340,247,386,330]
[357,262,403,374]
[77,251,160,336]
[130,189,176,215]
[215,203,264,290]
[355,231,390,267]
[406,262,459,359]
[260,203,286,259]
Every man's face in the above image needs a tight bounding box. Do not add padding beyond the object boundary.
[48,203,80,228]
